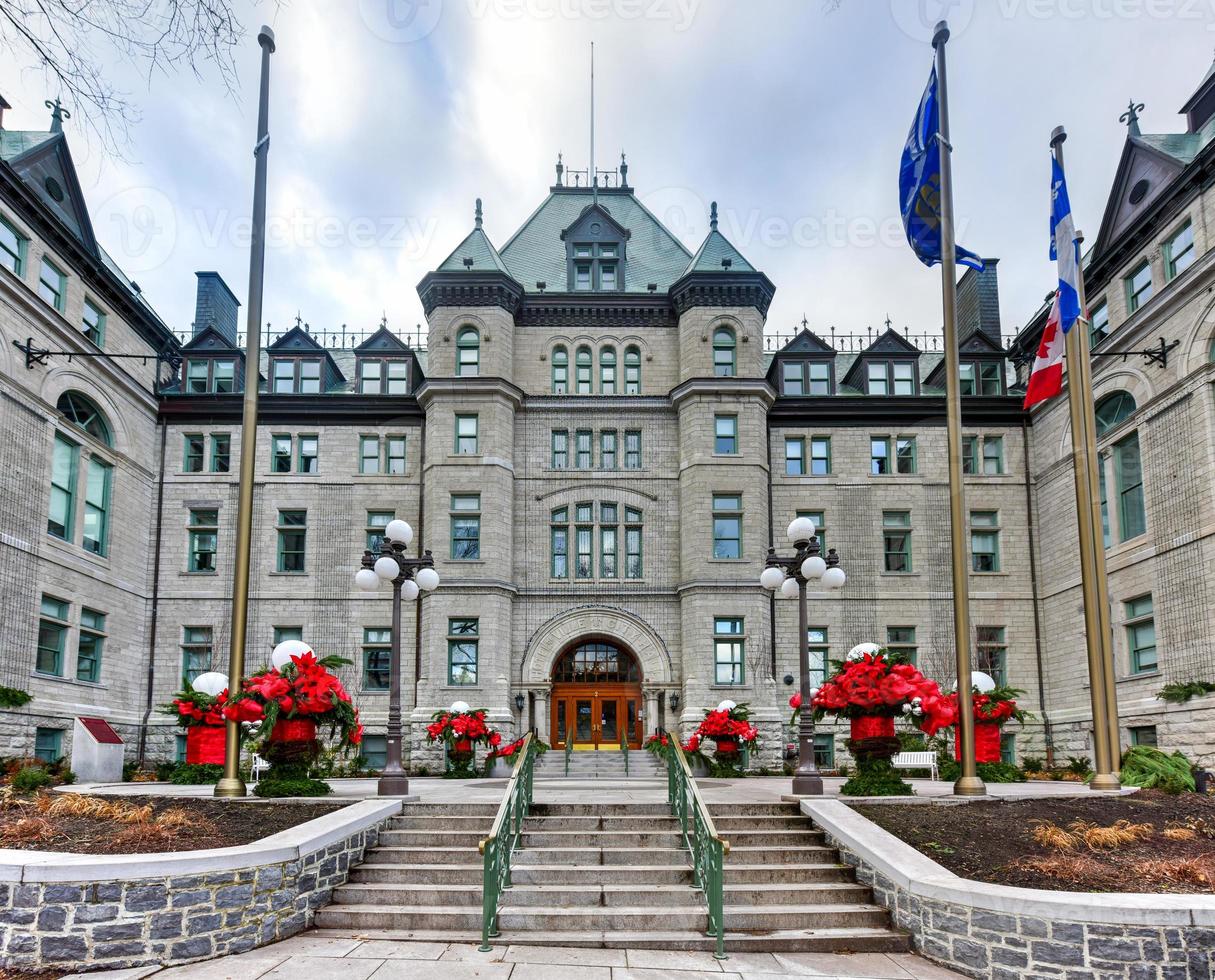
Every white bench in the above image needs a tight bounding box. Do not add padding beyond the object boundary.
[249,753,270,783]
[892,751,939,780]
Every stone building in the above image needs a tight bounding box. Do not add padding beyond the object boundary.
[3,57,1215,772]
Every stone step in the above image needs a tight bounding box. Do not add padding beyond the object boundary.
[349,865,484,885]
[713,829,827,847]
[520,830,684,848]
[529,803,672,816]
[499,884,703,909]
[388,815,496,831]
[514,846,687,867]
[716,863,854,884]
[361,847,478,866]
[520,815,681,832]
[399,803,503,816]
[721,904,893,932]
[509,864,694,886]
[723,845,839,865]
[712,815,814,831]
[331,883,483,907]
[379,830,488,848]
[708,803,802,816]
[721,882,874,906]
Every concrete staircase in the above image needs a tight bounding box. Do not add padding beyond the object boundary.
[315,800,909,952]
[533,748,666,779]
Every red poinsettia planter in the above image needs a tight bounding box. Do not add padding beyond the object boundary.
[850,716,896,741]
[270,719,317,744]
[956,721,1003,763]
[453,739,473,754]
[714,738,739,755]
[186,725,226,765]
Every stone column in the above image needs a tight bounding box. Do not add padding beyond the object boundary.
[644,689,661,736]
[533,690,549,743]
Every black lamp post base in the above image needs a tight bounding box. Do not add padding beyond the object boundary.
[378,772,410,796]
[791,772,824,796]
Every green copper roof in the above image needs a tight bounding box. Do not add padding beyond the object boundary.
[436,226,511,275]
[683,228,755,275]
[1133,132,1204,166]
[498,187,692,293]
[0,130,57,162]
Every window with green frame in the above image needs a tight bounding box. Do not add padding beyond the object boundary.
[870,437,890,474]
[1129,725,1157,747]
[363,628,391,690]
[184,433,205,473]
[297,435,319,474]
[1164,220,1194,281]
[386,435,406,474]
[1095,391,1136,436]
[807,626,828,684]
[48,434,77,540]
[552,345,568,393]
[575,346,592,393]
[885,625,917,665]
[188,508,218,572]
[175,733,188,763]
[186,359,209,393]
[455,414,478,454]
[181,627,213,683]
[211,434,231,473]
[1125,595,1156,674]
[575,502,593,578]
[797,510,826,553]
[271,434,293,473]
[359,435,380,474]
[600,503,618,578]
[624,346,641,393]
[366,510,394,552]
[714,415,738,454]
[976,626,1007,686]
[896,436,917,473]
[712,495,742,559]
[600,346,616,393]
[785,437,805,476]
[970,511,1000,572]
[450,495,481,559]
[276,510,307,572]
[812,733,835,769]
[713,327,736,377]
[34,728,62,764]
[600,430,617,469]
[575,429,592,469]
[273,626,303,645]
[882,511,912,572]
[1099,452,1111,549]
[962,435,978,474]
[1089,300,1109,347]
[550,507,569,578]
[76,608,106,683]
[1000,733,1016,765]
[624,430,641,469]
[448,618,478,685]
[0,213,26,274]
[36,595,69,676]
[625,507,642,578]
[1114,431,1145,541]
[713,617,744,685]
[810,437,831,475]
[361,735,387,769]
[982,436,1004,475]
[38,257,66,312]
[456,326,480,376]
[551,430,568,469]
[82,457,111,556]
[1125,260,1152,313]
[82,299,106,346]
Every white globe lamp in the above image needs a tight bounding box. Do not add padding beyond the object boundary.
[374,555,399,581]
[800,554,826,580]
[271,639,313,669]
[759,566,785,591]
[385,519,413,546]
[716,700,736,712]
[822,566,846,590]
[450,701,471,714]
[970,671,997,693]
[787,516,816,544]
[191,671,229,697]
[780,576,800,599]
[415,566,440,592]
[848,642,881,659]
[355,568,380,591]
[401,578,420,601]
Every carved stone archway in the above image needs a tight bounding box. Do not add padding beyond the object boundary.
[521,605,673,687]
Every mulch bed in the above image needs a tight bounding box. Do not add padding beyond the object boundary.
[851,790,1215,893]
[0,793,347,855]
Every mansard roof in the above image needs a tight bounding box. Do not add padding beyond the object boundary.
[1,128,96,255]
[683,228,755,275]
[267,325,346,384]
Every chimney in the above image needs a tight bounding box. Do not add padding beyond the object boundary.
[0,94,10,131]
[192,272,241,345]
[957,258,1001,344]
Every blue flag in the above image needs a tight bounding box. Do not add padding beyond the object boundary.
[899,66,984,271]
[1050,156,1082,333]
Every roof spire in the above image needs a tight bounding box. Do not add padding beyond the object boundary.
[475,198,483,229]
[801,314,808,330]
[44,98,70,133]
[381,311,388,329]
[294,311,303,330]
[619,151,628,188]
[1120,99,1144,136]
[555,151,564,186]
[885,313,893,330]
[709,201,718,232]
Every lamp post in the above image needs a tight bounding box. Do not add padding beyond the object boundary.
[353,519,439,796]
[760,516,846,797]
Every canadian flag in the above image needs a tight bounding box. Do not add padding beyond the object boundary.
[1023,291,1065,410]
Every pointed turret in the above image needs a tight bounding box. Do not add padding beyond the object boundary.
[682,202,757,275]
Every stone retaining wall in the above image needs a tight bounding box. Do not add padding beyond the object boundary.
[803,799,1215,980]
[0,798,401,973]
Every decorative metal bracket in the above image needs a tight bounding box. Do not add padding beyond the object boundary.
[1092,336,1179,370]
[13,336,183,386]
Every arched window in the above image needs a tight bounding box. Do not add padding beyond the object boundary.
[552,640,640,683]
[552,345,568,394]
[624,346,641,394]
[599,346,616,394]
[456,326,480,377]
[57,391,112,446]
[575,346,592,394]
[1095,391,1137,437]
[713,327,736,378]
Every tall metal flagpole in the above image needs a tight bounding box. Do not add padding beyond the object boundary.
[1050,127,1121,791]
[932,21,984,797]
[216,25,276,799]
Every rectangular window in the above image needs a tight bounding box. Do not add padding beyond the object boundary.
[76,608,106,683]
[188,508,219,573]
[1129,725,1158,748]
[366,510,394,552]
[896,436,917,474]
[386,436,407,475]
[299,359,321,394]
[866,362,888,395]
[982,436,1004,475]
[450,494,481,559]
[1114,432,1146,541]
[184,433,206,473]
[979,363,1002,396]
[1099,451,1111,550]
[810,437,830,476]
[550,507,568,578]
[712,494,742,559]
[807,626,828,685]
[959,362,976,396]
[600,518,618,578]
[186,359,210,393]
[575,506,593,579]
[551,430,568,469]
[600,354,616,393]
[211,434,231,473]
[1000,733,1016,766]
[359,360,382,394]
[39,257,66,312]
[214,360,235,393]
[714,415,737,455]
[782,362,804,395]
[870,437,890,475]
[272,626,303,645]
[962,436,978,475]
[568,429,590,469]
[1125,260,1153,313]
[386,360,409,394]
[1090,301,1109,347]
[0,214,26,274]
[276,510,307,573]
[36,595,69,676]
[575,264,591,290]
[624,430,641,469]
[1164,221,1194,281]
[82,299,106,346]
[624,352,640,394]
[182,626,213,683]
[1125,595,1156,674]
[272,360,294,393]
[975,626,1008,687]
[360,436,380,474]
[892,362,915,395]
[175,733,188,763]
[34,728,62,764]
[785,437,805,476]
[455,415,479,455]
[600,263,617,290]
[600,431,617,470]
[713,617,744,685]
[625,508,643,579]
[797,510,826,554]
[271,434,293,473]
[813,733,835,769]
[362,628,392,690]
[448,618,479,685]
[970,511,1001,573]
[885,625,917,666]
[297,435,319,474]
[82,457,111,556]
[882,511,912,573]
[48,434,78,540]
[361,735,387,770]
[808,361,830,395]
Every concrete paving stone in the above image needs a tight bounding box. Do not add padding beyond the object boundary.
[438,944,511,962]
[256,955,381,980]
[260,935,365,957]
[612,970,742,980]
[624,948,732,971]
[501,964,612,980]
[363,960,514,979]
[503,944,629,967]
[150,949,292,980]
[719,952,785,973]
[59,969,161,980]
[344,940,450,960]
[772,952,918,978]
[884,954,968,979]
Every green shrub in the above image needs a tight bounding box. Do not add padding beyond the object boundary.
[1157,680,1215,705]
[841,758,911,796]
[1120,745,1195,794]
[10,767,53,792]
[939,759,1026,783]
[169,763,224,785]
[253,776,332,798]
[1021,755,1045,773]
[155,760,181,781]
[0,687,32,709]
[1067,755,1093,777]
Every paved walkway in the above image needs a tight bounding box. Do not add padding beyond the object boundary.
[63,935,967,980]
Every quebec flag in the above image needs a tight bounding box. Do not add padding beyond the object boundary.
[899,66,985,272]
[1050,156,1082,333]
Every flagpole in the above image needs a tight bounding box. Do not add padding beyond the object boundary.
[1050,127,1121,791]
[933,20,984,798]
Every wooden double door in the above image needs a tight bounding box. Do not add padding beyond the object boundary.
[551,683,643,750]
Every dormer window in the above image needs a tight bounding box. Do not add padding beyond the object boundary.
[960,361,1003,396]
[272,358,322,394]
[570,242,622,291]
[867,361,916,396]
[781,360,831,396]
[358,358,410,395]
[185,358,236,393]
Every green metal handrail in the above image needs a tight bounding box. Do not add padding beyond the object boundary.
[620,726,629,776]
[564,731,573,776]
[665,735,729,960]
[478,732,537,951]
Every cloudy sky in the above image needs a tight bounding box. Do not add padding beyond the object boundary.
[0,0,1210,345]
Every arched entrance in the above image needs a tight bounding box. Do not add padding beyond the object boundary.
[550,639,644,750]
